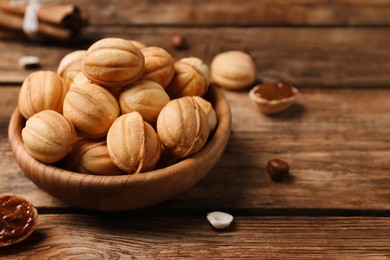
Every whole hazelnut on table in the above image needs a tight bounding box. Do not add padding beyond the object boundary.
[107,112,161,174]
[82,38,144,88]
[63,83,120,138]
[67,140,123,176]
[140,47,175,88]
[57,50,86,87]
[119,80,170,125]
[18,70,68,119]
[211,50,257,90]
[166,57,210,98]
[157,96,209,158]
[22,110,76,163]
[266,159,290,182]
[170,34,188,50]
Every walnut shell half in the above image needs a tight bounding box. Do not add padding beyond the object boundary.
[63,83,120,138]
[157,96,209,158]
[18,71,68,119]
[67,140,123,175]
[107,112,161,174]
[166,57,210,98]
[21,110,76,163]
[82,38,144,88]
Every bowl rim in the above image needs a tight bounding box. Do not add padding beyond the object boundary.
[8,85,232,189]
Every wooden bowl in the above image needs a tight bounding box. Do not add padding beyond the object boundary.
[8,86,231,211]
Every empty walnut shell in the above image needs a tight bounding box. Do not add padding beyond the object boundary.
[82,38,145,88]
[249,82,299,114]
[63,83,120,138]
[107,112,161,174]
[119,80,170,125]
[211,50,256,90]
[166,57,210,98]
[22,110,76,163]
[192,96,217,134]
[57,50,86,87]
[157,96,209,158]
[140,47,175,88]
[67,140,123,175]
[18,71,68,120]
[0,194,38,247]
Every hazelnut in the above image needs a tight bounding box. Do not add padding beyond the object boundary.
[0,195,38,247]
[107,112,161,174]
[130,40,147,50]
[140,47,175,88]
[67,140,123,175]
[157,96,209,158]
[166,57,210,98]
[211,50,256,90]
[18,71,68,119]
[22,110,76,163]
[170,34,188,50]
[119,80,170,125]
[63,83,120,138]
[82,38,144,88]
[57,50,86,87]
[266,159,290,181]
[192,96,217,134]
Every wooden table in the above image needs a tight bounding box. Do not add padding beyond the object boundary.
[1,1,390,258]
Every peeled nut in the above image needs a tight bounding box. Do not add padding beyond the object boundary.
[18,71,68,119]
[22,110,76,163]
[166,57,210,98]
[119,80,170,125]
[141,47,175,88]
[0,194,38,247]
[192,96,217,134]
[207,211,233,230]
[63,83,120,138]
[157,96,209,158]
[107,112,161,173]
[67,140,123,175]
[82,38,144,88]
[57,50,86,87]
[211,50,256,90]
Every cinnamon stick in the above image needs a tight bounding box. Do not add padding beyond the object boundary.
[0,8,72,41]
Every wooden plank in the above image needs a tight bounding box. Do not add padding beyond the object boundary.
[74,0,390,26]
[2,26,390,87]
[1,87,390,211]
[1,215,389,259]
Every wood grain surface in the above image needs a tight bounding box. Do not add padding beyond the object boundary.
[1,0,389,258]
[1,27,390,87]
[2,87,390,212]
[1,215,389,259]
[75,0,390,26]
